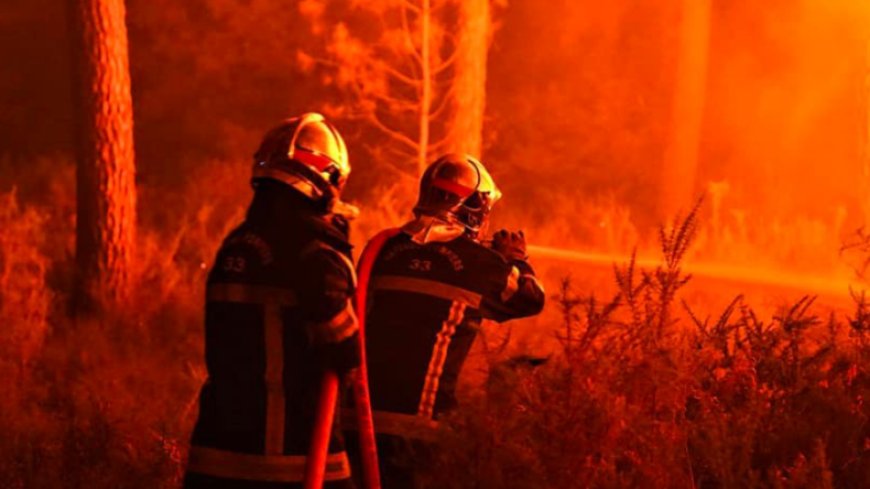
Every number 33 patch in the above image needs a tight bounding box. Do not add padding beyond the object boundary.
[409,259,432,272]
[222,255,246,273]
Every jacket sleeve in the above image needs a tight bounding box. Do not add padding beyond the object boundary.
[298,244,361,372]
[480,258,546,323]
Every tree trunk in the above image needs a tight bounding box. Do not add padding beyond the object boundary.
[863,39,870,222]
[445,0,490,159]
[660,0,711,218]
[70,0,137,311]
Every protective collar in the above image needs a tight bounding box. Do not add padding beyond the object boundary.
[401,215,466,244]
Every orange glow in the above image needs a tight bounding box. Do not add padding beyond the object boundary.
[697,0,869,222]
[485,0,870,309]
[6,1,870,486]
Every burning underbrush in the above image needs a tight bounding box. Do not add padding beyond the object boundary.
[1,163,869,488]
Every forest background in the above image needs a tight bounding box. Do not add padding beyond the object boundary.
[2,0,870,487]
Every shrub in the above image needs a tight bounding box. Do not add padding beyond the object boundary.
[419,204,870,489]
[2,161,868,488]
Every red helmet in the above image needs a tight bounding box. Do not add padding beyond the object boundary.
[414,153,501,239]
[252,113,351,208]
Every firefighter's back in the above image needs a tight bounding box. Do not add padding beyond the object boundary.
[366,230,544,425]
[185,183,357,488]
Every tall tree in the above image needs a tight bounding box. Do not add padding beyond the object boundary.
[70,0,137,310]
[660,0,711,217]
[299,0,494,177]
[443,0,490,157]
[864,38,870,220]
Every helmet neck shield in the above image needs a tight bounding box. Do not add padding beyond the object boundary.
[402,215,466,244]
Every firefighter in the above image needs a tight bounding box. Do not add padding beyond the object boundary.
[354,153,546,487]
[184,113,360,489]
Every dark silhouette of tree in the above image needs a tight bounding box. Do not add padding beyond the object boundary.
[70,0,137,310]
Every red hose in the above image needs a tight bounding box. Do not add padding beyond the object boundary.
[304,371,340,489]
[353,228,400,489]
[304,228,398,489]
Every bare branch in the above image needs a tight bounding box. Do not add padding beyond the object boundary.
[427,135,453,153]
[370,112,420,151]
[401,1,424,65]
[370,89,419,113]
[363,142,416,175]
[432,48,458,76]
[389,150,418,174]
[428,84,455,119]
[381,63,421,87]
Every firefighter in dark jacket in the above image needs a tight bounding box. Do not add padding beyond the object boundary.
[184,113,361,489]
[358,153,546,487]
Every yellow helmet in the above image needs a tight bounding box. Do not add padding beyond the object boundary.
[414,153,501,239]
[252,113,350,203]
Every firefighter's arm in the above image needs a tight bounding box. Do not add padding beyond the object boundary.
[299,245,361,372]
[482,230,546,322]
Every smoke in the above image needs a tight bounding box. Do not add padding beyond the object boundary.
[701,0,868,220]
[477,0,870,280]
[1,0,869,275]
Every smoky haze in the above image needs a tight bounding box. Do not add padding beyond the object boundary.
[1,0,868,274]
[701,1,866,218]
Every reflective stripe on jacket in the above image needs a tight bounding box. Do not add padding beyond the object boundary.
[363,231,545,436]
[187,185,359,483]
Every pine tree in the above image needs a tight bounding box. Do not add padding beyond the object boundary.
[443,0,491,158]
[70,0,137,310]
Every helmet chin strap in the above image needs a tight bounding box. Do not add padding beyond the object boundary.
[469,219,489,241]
[452,202,491,242]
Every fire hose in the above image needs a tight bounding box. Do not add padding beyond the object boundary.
[305,229,399,489]
[526,244,856,298]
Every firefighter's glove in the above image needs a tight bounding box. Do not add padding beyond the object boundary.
[491,229,529,262]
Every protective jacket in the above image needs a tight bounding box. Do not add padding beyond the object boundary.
[185,182,359,488]
[362,222,546,439]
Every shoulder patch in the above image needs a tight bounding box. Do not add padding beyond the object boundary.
[225,231,274,265]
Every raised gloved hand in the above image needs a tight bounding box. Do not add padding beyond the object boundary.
[491,229,528,262]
